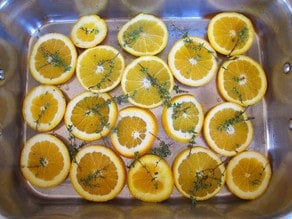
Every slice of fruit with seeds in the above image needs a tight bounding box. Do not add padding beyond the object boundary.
[207,12,255,56]
[29,33,77,85]
[168,36,218,86]
[70,14,107,48]
[172,146,225,201]
[226,150,272,200]
[110,106,158,158]
[217,55,267,106]
[70,145,126,202]
[22,85,66,132]
[203,102,254,156]
[127,154,174,202]
[121,55,174,108]
[117,13,168,56]
[20,133,71,188]
[64,91,118,141]
[76,45,125,93]
[161,94,204,143]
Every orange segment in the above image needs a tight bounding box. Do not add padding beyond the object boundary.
[218,55,267,106]
[110,106,158,158]
[127,154,174,202]
[20,133,71,188]
[29,33,77,85]
[64,91,118,141]
[117,13,168,56]
[76,45,125,93]
[168,36,218,86]
[22,85,66,132]
[121,56,174,108]
[203,102,254,156]
[208,12,255,56]
[226,150,272,200]
[172,146,225,202]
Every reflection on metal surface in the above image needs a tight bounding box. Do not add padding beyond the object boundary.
[121,0,165,13]
[283,62,291,74]
[289,119,292,130]
[74,0,107,15]
[0,69,4,80]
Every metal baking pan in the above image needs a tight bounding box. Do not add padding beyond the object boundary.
[0,0,291,218]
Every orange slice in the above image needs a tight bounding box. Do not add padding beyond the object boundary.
[121,56,174,108]
[203,102,254,156]
[64,91,118,141]
[29,33,77,85]
[207,12,255,56]
[168,36,218,86]
[218,55,267,106]
[117,13,168,56]
[20,133,71,188]
[161,94,204,143]
[70,145,126,202]
[127,154,174,202]
[172,146,225,202]
[110,106,158,158]
[70,14,107,48]
[22,85,66,132]
[226,150,272,200]
[76,45,125,93]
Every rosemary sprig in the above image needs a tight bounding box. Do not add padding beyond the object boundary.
[40,47,71,72]
[123,26,143,47]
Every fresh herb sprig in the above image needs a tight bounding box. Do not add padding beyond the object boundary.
[40,47,71,72]
[228,26,249,57]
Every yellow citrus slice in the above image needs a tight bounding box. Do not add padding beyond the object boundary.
[218,55,267,106]
[76,45,125,93]
[207,12,255,56]
[29,33,77,85]
[121,56,174,108]
[70,14,107,48]
[203,102,254,156]
[127,154,174,202]
[64,91,118,141]
[161,94,204,143]
[110,106,158,158]
[226,150,272,200]
[70,145,126,202]
[0,87,16,129]
[22,85,66,132]
[168,36,218,86]
[0,38,17,86]
[172,146,225,201]
[117,13,168,56]
[20,133,71,188]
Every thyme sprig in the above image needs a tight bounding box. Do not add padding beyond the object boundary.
[150,134,172,158]
[34,102,51,130]
[67,124,86,161]
[40,47,71,72]
[228,26,249,57]
[123,26,143,47]
[79,166,108,188]
[79,26,99,35]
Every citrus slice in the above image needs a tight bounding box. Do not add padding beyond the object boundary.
[207,12,255,56]
[22,85,66,132]
[70,14,107,48]
[110,106,158,158]
[20,133,71,188]
[121,56,174,108]
[226,150,272,200]
[161,94,204,143]
[0,38,17,86]
[70,145,126,202]
[172,146,225,201]
[203,102,254,156]
[218,55,267,106]
[29,33,77,85]
[127,154,174,202]
[117,13,168,56]
[0,87,16,129]
[76,45,125,93]
[64,91,118,141]
[168,36,218,86]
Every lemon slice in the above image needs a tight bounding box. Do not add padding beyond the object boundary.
[22,85,66,132]
[20,133,71,188]
[168,36,218,86]
[70,14,107,48]
[117,13,168,56]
